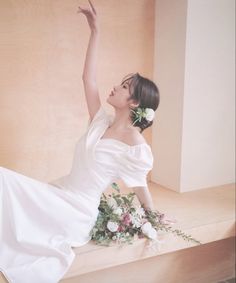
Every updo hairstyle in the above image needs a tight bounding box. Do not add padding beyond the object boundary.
[121,72,160,133]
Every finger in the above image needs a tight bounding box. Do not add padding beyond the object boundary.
[77,8,85,14]
[77,7,90,15]
[77,6,89,12]
[88,0,97,15]
[77,6,84,12]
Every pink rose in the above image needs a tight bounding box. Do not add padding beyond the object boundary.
[118,225,125,232]
[122,213,132,225]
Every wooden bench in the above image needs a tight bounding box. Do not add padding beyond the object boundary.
[61,182,235,283]
[1,182,234,283]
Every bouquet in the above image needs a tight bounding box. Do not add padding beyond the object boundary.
[90,183,202,250]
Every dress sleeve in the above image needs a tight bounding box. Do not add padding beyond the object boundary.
[118,145,154,188]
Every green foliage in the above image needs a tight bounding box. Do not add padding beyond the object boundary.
[90,182,202,247]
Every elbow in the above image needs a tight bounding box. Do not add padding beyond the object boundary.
[82,75,88,82]
[82,74,88,81]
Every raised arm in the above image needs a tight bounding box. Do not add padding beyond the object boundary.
[77,0,101,120]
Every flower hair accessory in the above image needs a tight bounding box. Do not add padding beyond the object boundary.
[130,107,155,126]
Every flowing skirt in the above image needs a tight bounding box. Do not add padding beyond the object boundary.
[0,166,97,283]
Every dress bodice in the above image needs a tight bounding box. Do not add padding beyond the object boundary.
[0,105,154,283]
[49,105,154,207]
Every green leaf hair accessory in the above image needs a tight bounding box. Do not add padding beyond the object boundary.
[131,107,155,126]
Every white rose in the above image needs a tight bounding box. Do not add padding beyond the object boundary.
[141,222,157,239]
[141,221,152,234]
[136,207,145,217]
[107,221,119,232]
[113,207,123,216]
[145,108,155,121]
[147,228,157,240]
[107,197,118,209]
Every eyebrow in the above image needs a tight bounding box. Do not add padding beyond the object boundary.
[122,79,132,85]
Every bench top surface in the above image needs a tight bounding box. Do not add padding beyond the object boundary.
[73,182,235,254]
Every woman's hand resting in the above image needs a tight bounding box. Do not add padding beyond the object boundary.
[77,0,99,33]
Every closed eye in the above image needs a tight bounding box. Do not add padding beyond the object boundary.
[121,83,128,88]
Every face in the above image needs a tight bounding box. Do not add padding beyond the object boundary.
[107,78,138,109]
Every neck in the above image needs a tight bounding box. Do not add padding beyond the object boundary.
[110,108,133,130]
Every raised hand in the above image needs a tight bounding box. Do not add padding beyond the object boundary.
[77,0,99,33]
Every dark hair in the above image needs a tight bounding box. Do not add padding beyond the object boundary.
[121,72,160,133]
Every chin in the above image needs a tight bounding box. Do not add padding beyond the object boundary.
[106,99,117,111]
[106,97,113,106]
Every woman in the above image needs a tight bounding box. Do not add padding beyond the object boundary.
[0,1,160,283]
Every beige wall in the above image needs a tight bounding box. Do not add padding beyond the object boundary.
[0,0,155,182]
[152,0,235,192]
[181,0,235,191]
[152,0,188,192]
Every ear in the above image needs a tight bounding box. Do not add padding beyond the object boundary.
[129,99,139,108]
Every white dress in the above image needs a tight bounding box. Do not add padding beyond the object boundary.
[0,105,154,283]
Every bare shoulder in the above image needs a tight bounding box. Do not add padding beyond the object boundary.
[125,128,147,146]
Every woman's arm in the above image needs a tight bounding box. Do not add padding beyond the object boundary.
[132,186,155,210]
[78,0,101,120]
[82,30,99,82]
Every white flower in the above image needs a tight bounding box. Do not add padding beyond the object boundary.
[145,108,155,121]
[113,207,123,216]
[131,107,155,126]
[136,207,145,217]
[107,197,118,209]
[141,221,152,233]
[146,228,157,240]
[130,214,142,228]
[141,222,157,239]
[107,221,119,232]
